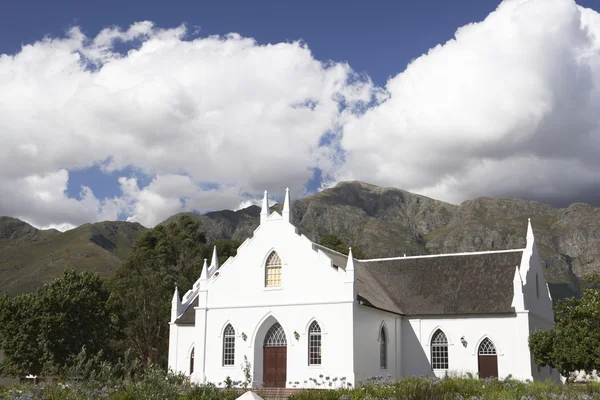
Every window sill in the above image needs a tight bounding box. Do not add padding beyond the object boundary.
[307,365,323,369]
[263,286,283,291]
[222,365,236,369]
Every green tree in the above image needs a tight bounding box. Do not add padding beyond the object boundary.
[111,215,207,367]
[319,233,367,259]
[529,273,600,381]
[0,270,117,376]
[203,238,243,265]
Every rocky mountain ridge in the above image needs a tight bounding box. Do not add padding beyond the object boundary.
[0,181,598,300]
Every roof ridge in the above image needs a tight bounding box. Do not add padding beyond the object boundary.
[361,248,526,262]
[312,243,351,258]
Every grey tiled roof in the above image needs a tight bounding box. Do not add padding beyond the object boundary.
[357,251,523,315]
[315,243,522,316]
[175,296,198,325]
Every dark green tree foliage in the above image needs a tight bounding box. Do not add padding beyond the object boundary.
[111,215,207,367]
[319,233,367,259]
[205,239,243,265]
[529,273,600,380]
[0,270,117,376]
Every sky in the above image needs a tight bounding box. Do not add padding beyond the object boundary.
[1,0,600,231]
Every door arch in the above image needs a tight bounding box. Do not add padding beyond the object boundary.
[263,322,287,387]
[477,337,498,378]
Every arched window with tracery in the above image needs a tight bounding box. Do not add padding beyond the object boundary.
[190,347,194,374]
[431,329,448,370]
[308,321,321,365]
[380,325,387,369]
[222,324,235,366]
[264,323,287,347]
[265,251,282,287]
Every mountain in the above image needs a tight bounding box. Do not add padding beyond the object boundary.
[0,217,147,295]
[0,181,598,300]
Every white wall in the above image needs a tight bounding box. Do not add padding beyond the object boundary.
[353,305,400,384]
[170,210,356,389]
[403,313,533,380]
[200,302,354,389]
[168,323,196,376]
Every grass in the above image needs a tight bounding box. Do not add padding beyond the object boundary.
[2,375,600,400]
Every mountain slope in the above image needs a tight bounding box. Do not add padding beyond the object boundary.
[0,181,598,300]
[0,219,147,294]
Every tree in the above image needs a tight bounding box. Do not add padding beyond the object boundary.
[0,270,118,376]
[111,215,207,367]
[529,273,600,381]
[319,233,367,259]
[204,239,243,265]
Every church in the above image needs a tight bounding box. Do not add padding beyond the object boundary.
[168,189,558,388]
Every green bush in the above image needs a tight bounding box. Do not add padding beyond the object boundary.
[1,375,600,400]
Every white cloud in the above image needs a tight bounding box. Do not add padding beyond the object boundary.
[339,0,600,206]
[0,170,122,229]
[0,23,373,229]
[2,0,600,231]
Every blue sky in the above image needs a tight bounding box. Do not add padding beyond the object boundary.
[1,0,599,229]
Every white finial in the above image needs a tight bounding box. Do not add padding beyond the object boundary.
[211,246,219,270]
[172,286,180,304]
[346,248,355,271]
[282,188,291,223]
[513,265,522,283]
[171,286,182,322]
[200,258,208,281]
[260,190,269,224]
[526,218,534,241]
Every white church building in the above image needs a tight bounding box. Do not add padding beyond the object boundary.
[168,189,558,388]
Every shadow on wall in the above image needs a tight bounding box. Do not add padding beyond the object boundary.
[401,321,434,378]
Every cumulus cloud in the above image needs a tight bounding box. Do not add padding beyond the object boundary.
[1,0,600,231]
[0,22,373,229]
[338,0,600,206]
[0,170,122,230]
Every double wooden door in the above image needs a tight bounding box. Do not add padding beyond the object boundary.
[263,346,287,387]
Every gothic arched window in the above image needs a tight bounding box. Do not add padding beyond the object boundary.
[431,329,448,370]
[265,251,282,287]
[380,325,387,369]
[478,338,497,355]
[264,323,287,346]
[308,321,322,365]
[190,347,194,374]
[222,324,235,366]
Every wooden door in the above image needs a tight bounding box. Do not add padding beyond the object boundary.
[263,347,287,387]
[478,338,498,378]
[478,354,498,378]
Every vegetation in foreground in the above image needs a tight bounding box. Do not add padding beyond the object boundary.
[529,273,600,381]
[1,374,600,400]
